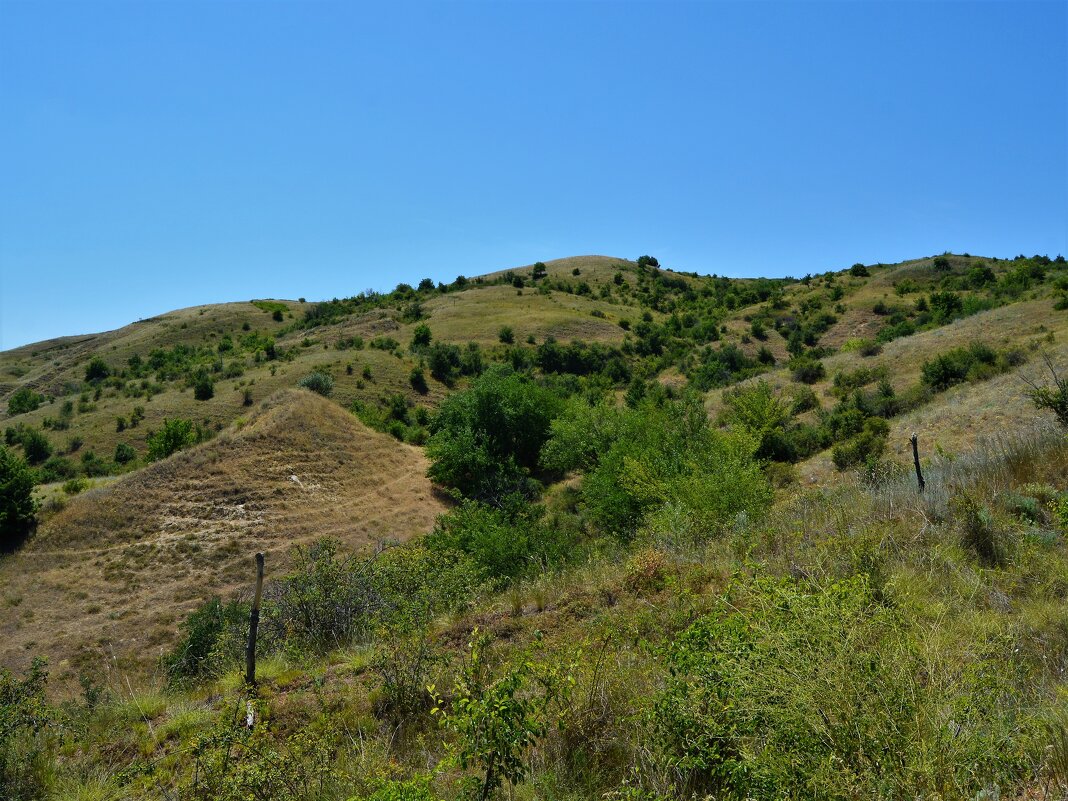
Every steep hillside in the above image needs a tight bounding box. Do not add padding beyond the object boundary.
[0,389,446,678]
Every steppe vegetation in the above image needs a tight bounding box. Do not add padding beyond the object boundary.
[2,251,1068,799]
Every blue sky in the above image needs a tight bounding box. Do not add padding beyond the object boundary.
[1,0,1065,349]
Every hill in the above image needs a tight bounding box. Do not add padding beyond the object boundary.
[3,250,1068,800]
[0,388,445,677]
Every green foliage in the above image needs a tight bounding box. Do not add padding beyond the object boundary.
[114,442,136,464]
[193,372,215,401]
[0,658,52,801]
[426,368,563,501]
[410,366,429,394]
[1026,355,1068,429]
[162,596,248,684]
[146,418,197,460]
[84,356,110,383]
[831,416,890,470]
[921,342,1004,391]
[18,428,52,466]
[431,632,573,801]
[6,388,43,417]
[720,381,792,461]
[498,326,514,345]
[790,356,826,384]
[411,324,433,349]
[0,446,36,549]
[650,574,1029,799]
[426,500,574,586]
[849,262,870,277]
[298,371,334,396]
[566,399,771,541]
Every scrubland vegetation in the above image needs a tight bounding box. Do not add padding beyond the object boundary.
[2,251,1068,799]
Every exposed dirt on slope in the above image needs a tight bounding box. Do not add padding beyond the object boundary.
[0,389,447,681]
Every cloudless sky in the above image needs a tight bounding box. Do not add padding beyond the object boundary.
[1,0,1065,349]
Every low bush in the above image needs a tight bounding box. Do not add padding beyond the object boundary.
[6,388,43,417]
[297,371,334,396]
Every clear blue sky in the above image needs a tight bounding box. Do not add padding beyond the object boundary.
[1,0,1065,349]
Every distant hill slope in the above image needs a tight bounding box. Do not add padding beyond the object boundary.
[0,389,446,678]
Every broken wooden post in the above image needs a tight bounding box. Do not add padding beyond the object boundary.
[245,552,265,687]
[910,433,925,494]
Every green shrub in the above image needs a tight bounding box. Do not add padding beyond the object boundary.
[426,368,563,501]
[193,373,214,401]
[831,417,889,470]
[410,366,429,394]
[146,418,197,461]
[298,371,334,396]
[114,442,136,465]
[0,446,36,550]
[576,399,771,541]
[19,429,51,466]
[426,500,573,585]
[411,323,432,349]
[6,388,43,417]
[921,342,1001,392]
[849,262,869,277]
[84,357,110,383]
[0,658,53,800]
[790,356,826,384]
[162,596,248,684]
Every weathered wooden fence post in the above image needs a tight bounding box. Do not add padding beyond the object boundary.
[245,552,265,687]
[910,433,925,494]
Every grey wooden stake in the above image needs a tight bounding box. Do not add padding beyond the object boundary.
[245,552,265,687]
[910,433,925,494]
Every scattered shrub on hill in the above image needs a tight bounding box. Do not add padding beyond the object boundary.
[572,399,770,542]
[19,428,51,466]
[410,366,429,395]
[114,442,136,465]
[298,371,334,396]
[6,388,43,417]
[193,373,214,401]
[790,356,825,384]
[146,418,198,461]
[849,262,869,277]
[411,324,432,349]
[427,368,563,501]
[84,357,110,383]
[920,342,1015,392]
[0,446,36,550]
[831,416,890,470]
[162,596,248,685]
[498,326,515,345]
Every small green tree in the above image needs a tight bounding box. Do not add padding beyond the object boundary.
[84,357,110,383]
[410,366,429,395]
[147,418,197,461]
[411,324,432,350]
[431,632,573,801]
[497,326,514,345]
[6,388,43,417]
[193,373,214,401]
[0,446,36,549]
[19,429,51,465]
[114,442,136,465]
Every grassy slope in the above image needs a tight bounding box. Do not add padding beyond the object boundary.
[2,252,1066,676]
[0,389,446,679]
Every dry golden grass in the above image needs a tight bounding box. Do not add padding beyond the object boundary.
[0,388,446,681]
